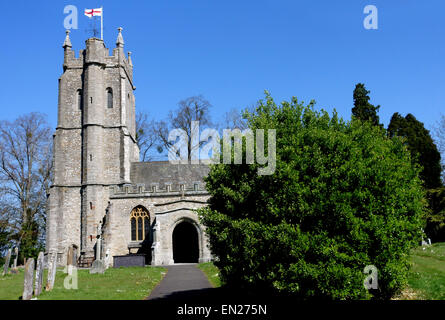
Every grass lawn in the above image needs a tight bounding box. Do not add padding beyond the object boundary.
[3,245,444,300]
[0,266,166,300]
[197,262,221,288]
[405,242,445,300]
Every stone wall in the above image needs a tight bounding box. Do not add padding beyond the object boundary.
[46,186,81,265]
[152,204,212,265]
[105,186,211,266]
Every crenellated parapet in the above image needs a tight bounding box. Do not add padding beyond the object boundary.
[109,182,208,199]
[62,29,134,88]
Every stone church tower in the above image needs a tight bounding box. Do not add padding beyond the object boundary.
[46,29,211,267]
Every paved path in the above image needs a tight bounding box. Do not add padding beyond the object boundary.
[146,264,214,301]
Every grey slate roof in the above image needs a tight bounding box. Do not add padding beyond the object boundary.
[130,161,210,190]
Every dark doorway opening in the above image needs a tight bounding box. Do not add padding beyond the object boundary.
[173,221,199,263]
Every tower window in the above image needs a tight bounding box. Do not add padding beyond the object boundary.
[77,89,82,110]
[130,206,150,241]
[107,88,113,109]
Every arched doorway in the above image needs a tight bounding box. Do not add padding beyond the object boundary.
[172,221,199,263]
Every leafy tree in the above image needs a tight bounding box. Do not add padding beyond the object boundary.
[427,114,445,241]
[351,83,381,127]
[388,113,444,241]
[199,93,425,300]
[0,227,8,265]
[424,188,445,242]
[387,113,442,189]
[17,209,43,262]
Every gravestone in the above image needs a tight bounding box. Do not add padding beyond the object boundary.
[105,249,111,268]
[89,260,105,274]
[89,222,105,274]
[66,264,74,276]
[45,252,57,291]
[113,254,146,268]
[2,248,12,276]
[96,223,102,260]
[12,247,18,271]
[73,246,78,267]
[34,252,44,296]
[22,258,35,300]
[67,246,74,266]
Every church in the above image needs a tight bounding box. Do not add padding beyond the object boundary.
[46,28,212,268]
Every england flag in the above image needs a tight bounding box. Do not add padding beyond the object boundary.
[84,8,103,18]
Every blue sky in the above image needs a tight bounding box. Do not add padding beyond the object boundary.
[0,0,444,132]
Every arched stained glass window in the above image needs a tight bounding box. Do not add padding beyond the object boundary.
[130,206,150,241]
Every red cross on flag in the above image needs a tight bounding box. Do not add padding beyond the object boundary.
[84,8,103,18]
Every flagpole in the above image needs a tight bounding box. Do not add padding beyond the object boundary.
[101,6,103,40]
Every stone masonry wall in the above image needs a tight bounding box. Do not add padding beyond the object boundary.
[106,191,211,266]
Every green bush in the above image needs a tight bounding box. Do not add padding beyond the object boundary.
[424,187,445,242]
[198,93,425,300]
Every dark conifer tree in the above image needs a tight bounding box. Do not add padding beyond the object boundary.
[352,83,382,127]
[388,112,442,189]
